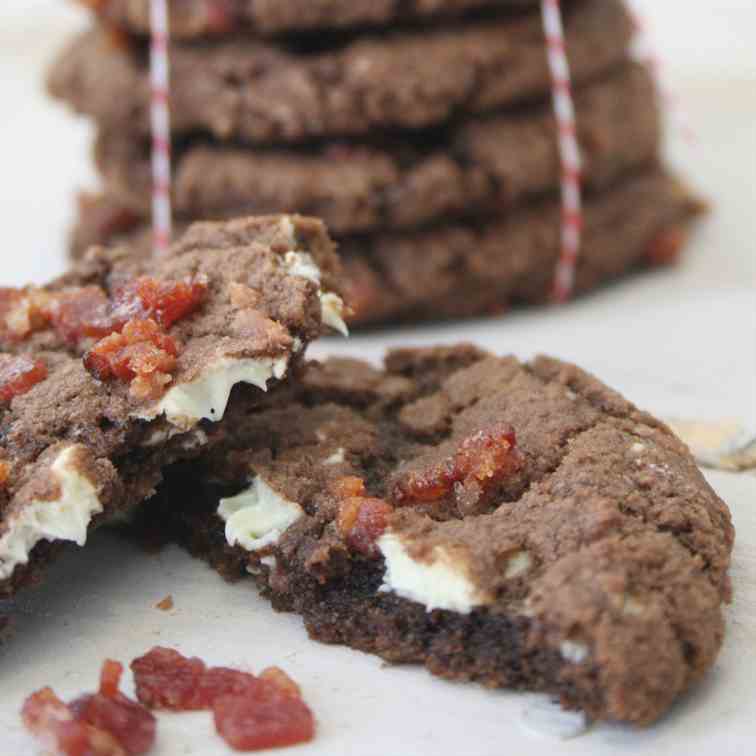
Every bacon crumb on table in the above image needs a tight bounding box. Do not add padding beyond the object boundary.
[131,646,316,751]
[21,659,156,756]
[155,594,174,611]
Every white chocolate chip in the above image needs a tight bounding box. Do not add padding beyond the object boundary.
[0,446,102,580]
[560,640,589,665]
[504,550,532,579]
[219,477,303,552]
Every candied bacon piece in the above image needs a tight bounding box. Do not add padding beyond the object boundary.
[0,460,10,486]
[131,647,207,711]
[131,647,316,752]
[21,687,126,756]
[337,496,394,558]
[135,275,207,329]
[39,274,206,349]
[392,423,524,506]
[213,677,315,752]
[84,319,179,400]
[0,287,53,341]
[71,661,156,756]
[213,667,315,751]
[646,226,688,267]
[196,667,259,704]
[0,354,48,404]
[259,667,302,699]
[99,660,124,699]
[330,476,366,499]
[47,286,114,344]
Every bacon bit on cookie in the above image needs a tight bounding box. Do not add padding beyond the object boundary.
[0,460,10,486]
[0,287,53,341]
[1,273,206,352]
[0,354,48,404]
[391,423,524,507]
[330,476,367,499]
[51,276,207,346]
[126,276,208,330]
[84,319,179,400]
[49,286,117,344]
[131,647,315,751]
[337,495,394,558]
[646,227,688,267]
[21,660,156,756]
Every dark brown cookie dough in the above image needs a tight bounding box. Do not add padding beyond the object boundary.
[142,347,733,725]
[339,170,704,325]
[94,65,659,236]
[49,0,633,144]
[82,0,537,39]
[0,214,344,597]
[70,170,704,328]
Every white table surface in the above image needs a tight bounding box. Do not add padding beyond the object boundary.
[0,4,755,755]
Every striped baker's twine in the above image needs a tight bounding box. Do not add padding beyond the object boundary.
[540,0,583,303]
[149,0,172,255]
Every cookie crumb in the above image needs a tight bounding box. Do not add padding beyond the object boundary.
[155,595,174,612]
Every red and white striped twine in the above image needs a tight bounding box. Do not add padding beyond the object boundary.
[541,0,583,303]
[149,0,173,255]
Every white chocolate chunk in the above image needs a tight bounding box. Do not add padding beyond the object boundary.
[138,355,289,430]
[504,550,532,579]
[284,251,321,283]
[521,696,590,740]
[320,292,349,336]
[0,446,102,580]
[378,532,491,614]
[283,251,349,336]
[324,448,346,465]
[560,640,589,664]
[218,477,304,552]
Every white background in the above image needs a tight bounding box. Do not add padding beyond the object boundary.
[0,3,755,755]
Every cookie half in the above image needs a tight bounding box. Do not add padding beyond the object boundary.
[0,214,344,596]
[49,0,633,144]
[144,347,734,725]
[94,65,659,236]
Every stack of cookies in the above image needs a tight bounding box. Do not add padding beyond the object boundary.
[49,0,702,327]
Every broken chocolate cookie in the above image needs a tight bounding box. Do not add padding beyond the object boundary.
[147,346,734,726]
[0,214,344,596]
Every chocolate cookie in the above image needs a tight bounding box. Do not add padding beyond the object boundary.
[142,347,733,725]
[49,0,633,144]
[70,170,705,327]
[0,214,345,597]
[82,0,537,39]
[94,65,659,236]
